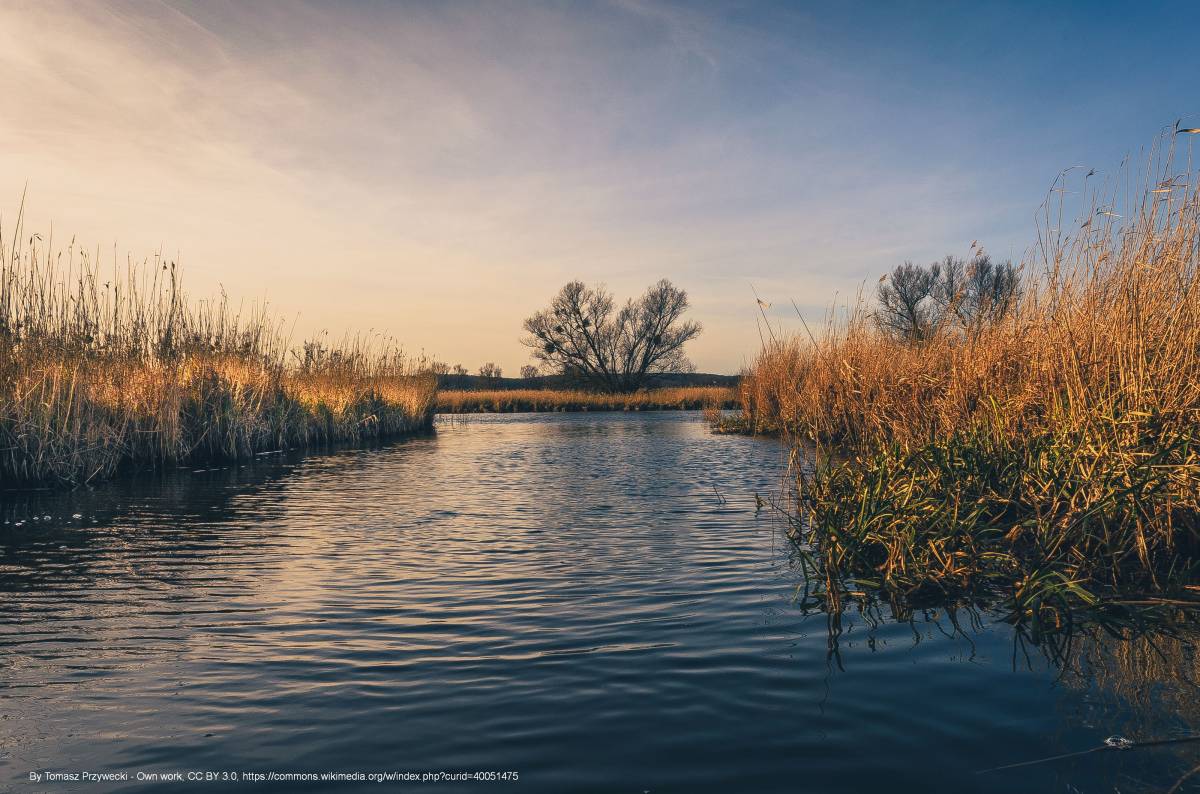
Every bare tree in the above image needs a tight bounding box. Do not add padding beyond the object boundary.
[930,255,967,323]
[522,279,701,392]
[451,363,469,376]
[875,261,940,342]
[931,253,1021,336]
[519,364,539,380]
[478,362,502,385]
[959,255,1020,334]
[878,252,1021,342]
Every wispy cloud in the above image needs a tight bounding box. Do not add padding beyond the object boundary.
[1,0,1195,372]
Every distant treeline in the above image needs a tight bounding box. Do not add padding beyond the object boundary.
[437,371,739,392]
[439,385,736,414]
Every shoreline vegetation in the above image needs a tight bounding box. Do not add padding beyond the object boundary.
[0,213,436,487]
[438,385,735,413]
[727,134,1200,619]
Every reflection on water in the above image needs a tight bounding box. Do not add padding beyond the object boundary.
[1,413,1197,793]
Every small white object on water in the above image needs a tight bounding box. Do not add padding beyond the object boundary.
[1104,735,1134,750]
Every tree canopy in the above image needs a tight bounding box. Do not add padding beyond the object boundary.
[876,252,1020,342]
[522,279,701,392]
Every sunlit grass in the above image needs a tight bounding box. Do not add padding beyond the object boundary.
[733,134,1200,614]
[438,386,735,413]
[0,215,436,486]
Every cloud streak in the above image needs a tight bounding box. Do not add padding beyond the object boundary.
[2,0,1197,372]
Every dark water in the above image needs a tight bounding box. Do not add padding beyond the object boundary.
[2,413,1198,793]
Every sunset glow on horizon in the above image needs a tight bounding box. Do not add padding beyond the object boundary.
[2,0,1196,374]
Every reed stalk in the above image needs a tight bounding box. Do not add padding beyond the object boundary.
[0,213,436,486]
[734,132,1200,614]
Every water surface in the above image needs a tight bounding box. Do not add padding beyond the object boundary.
[2,413,1198,792]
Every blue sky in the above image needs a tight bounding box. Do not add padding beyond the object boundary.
[1,0,1197,373]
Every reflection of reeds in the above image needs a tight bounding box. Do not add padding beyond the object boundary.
[1062,617,1200,729]
[438,386,734,413]
[0,214,436,486]
[857,599,1200,788]
[737,133,1200,612]
[1033,608,1200,788]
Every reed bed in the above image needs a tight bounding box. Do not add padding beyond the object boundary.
[0,216,436,486]
[735,134,1200,616]
[438,386,735,413]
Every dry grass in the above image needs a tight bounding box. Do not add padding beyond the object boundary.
[438,386,735,413]
[0,214,436,486]
[735,133,1200,613]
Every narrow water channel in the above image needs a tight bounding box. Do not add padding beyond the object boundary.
[2,413,1197,792]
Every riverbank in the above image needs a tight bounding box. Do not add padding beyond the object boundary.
[732,143,1200,616]
[0,227,436,487]
[437,385,735,413]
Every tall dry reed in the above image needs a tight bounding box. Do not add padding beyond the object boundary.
[737,132,1200,613]
[0,209,436,486]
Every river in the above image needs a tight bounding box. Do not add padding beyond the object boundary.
[2,413,1197,792]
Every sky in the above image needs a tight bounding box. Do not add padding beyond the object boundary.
[1,0,1197,375]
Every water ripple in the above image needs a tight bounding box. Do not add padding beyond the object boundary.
[1,413,1196,793]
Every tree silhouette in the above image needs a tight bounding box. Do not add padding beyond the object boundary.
[478,362,502,385]
[522,279,701,392]
[876,252,1020,342]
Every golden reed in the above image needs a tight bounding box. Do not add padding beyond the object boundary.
[735,132,1200,613]
[0,210,435,486]
[439,386,734,413]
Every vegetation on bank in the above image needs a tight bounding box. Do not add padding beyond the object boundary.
[431,370,737,392]
[438,386,735,413]
[0,216,436,487]
[733,134,1200,617]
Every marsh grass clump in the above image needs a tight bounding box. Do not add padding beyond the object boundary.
[0,213,436,486]
[738,133,1200,613]
[793,424,1198,619]
[438,386,734,413]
